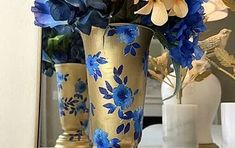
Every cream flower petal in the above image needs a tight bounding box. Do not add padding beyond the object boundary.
[173,0,188,18]
[163,0,173,10]
[135,0,153,15]
[134,0,139,4]
[151,0,168,26]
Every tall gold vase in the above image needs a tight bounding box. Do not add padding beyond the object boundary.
[82,24,153,148]
[54,63,92,148]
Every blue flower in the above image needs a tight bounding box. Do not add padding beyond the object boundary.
[86,52,107,81]
[113,84,134,110]
[164,0,206,68]
[108,25,141,56]
[86,55,99,75]
[142,52,148,76]
[31,0,68,28]
[75,79,87,93]
[133,108,144,133]
[93,129,110,148]
[56,72,64,83]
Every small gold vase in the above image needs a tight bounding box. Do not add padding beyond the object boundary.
[82,24,153,148]
[54,63,92,148]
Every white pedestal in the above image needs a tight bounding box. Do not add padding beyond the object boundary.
[221,103,235,148]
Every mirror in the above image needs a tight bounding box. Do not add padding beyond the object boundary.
[37,2,235,148]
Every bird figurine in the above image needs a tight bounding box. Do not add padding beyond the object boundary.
[199,28,232,57]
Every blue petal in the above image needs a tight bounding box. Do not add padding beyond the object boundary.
[130,47,136,56]
[108,29,116,36]
[124,45,131,55]
[116,124,124,134]
[105,81,113,92]
[124,123,130,134]
[47,0,71,21]
[132,43,141,48]
[114,75,122,84]
[123,76,128,85]
[87,0,107,10]
[103,103,116,114]
[99,87,108,95]
[104,94,113,99]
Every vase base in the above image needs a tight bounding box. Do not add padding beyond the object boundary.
[199,143,219,148]
[55,132,92,148]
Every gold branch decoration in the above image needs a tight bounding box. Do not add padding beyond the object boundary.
[214,48,235,67]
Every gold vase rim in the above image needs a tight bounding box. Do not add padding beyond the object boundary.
[92,23,154,34]
[54,63,85,68]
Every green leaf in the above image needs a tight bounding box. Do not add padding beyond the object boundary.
[47,35,65,51]
[162,61,181,102]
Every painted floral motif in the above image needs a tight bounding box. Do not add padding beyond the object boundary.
[69,130,82,141]
[108,25,141,56]
[86,51,108,81]
[74,78,87,99]
[133,107,144,141]
[99,65,139,112]
[90,102,95,116]
[93,129,121,148]
[58,78,88,117]
[56,72,69,91]
[98,65,143,139]
[142,51,149,76]
[58,97,87,116]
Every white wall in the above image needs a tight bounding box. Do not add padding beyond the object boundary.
[0,0,40,148]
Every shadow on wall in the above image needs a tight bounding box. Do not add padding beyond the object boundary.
[202,11,235,102]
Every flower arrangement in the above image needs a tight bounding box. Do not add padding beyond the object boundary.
[32,0,206,68]
[41,28,85,76]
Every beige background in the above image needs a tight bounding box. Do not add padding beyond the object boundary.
[0,0,41,148]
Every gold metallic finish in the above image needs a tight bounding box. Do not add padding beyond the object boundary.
[54,63,92,148]
[82,24,153,148]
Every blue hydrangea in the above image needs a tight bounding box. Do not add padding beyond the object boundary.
[113,84,134,110]
[86,52,107,81]
[93,129,110,148]
[31,0,68,28]
[164,0,206,68]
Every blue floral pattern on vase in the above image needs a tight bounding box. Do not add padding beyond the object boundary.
[108,25,141,56]
[98,65,143,141]
[99,65,139,112]
[74,78,87,99]
[133,107,144,141]
[56,72,69,91]
[58,78,89,117]
[58,97,88,116]
[93,129,121,148]
[86,51,108,81]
